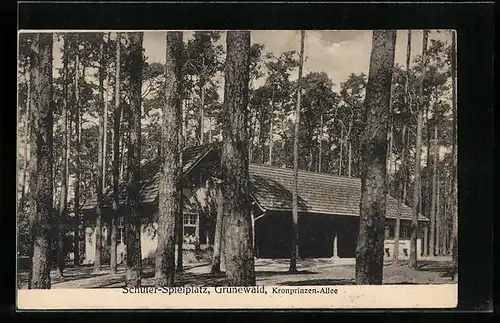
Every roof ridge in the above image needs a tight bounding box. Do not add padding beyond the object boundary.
[249,163,362,182]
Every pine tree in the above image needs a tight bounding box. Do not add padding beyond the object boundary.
[221,31,255,286]
[155,31,183,287]
[409,30,429,269]
[355,30,396,285]
[28,33,54,289]
[289,30,305,274]
[124,32,144,287]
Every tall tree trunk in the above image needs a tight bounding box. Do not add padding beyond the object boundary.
[221,30,255,286]
[436,162,441,255]
[318,113,323,173]
[94,34,106,273]
[289,30,305,274]
[429,125,438,256]
[211,185,224,274]
[155,31,183,287]
[267,88,275,165]
[103,74,109,189]
[199,82,205,145]
[19,66,31,214]
[125,32,144,287]
[28,33,54,289]
[57,36,70,277]
[258,110,265,164]
[393,125,406,264]
[176,96,184,273]
[355,30,396,285]
[74,47,84,267]
[409,30,429,269]
[396,31,412,261]
[110,32,122,275]
[338,127,343,176]
[450,30,458,279]
[347,118,353,177]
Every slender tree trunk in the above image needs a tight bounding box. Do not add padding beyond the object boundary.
[120,117,126,180]
[74,48,84,267]
[19,66,31,214]
[355,30,396,285]
[57,36,70,277]
[393,125,406,264]
[103,74,109,189]
[211,185,223,274]
[110,32,121,275]
[199,82,205,145]
[409,30,429,269]
[318,114,323,173]
[221,31,255,286]
[436,162,441,255]
[429,125,438,256]
[339,127,343,176]
[267,88,275,165]
[347,118,353,177]
[124,32,144,287]
[258,110,265,164]
[28,33,54,289]
[289,30,305,274]
[155,31,183,287]
[176,72,185,274]
[94,34,106,273]
[450,30,458,279]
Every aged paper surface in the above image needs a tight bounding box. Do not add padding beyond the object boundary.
[17,29,458,309]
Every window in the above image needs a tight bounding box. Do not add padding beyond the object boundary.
[118,216,124,244]
[183,213,198,244]
[385,225,395,239]
[401,226,409,240]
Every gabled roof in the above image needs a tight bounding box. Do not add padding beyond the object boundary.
[249,164,428,222]
[81,143,217,211]
[82,143,427,222]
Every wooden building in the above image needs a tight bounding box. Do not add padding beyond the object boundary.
[80,143,429,265]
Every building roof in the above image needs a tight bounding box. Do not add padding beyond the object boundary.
[249,164,428,221]
[81,144,217,211]
[82,143,428,222]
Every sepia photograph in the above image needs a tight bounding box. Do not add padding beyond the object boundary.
[16,29,458,308]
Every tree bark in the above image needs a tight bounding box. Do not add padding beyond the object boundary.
[155,31,183,287]
[221,31,255,286]
[94,33,106,273]
[409,30,429,269]
[28,33,54,289]
[57,35,70,277]
[110,32,122,275]
[339,127,343,176]
[318,114,323,173]
[436,160,441,255]
[450,30,458,278]
[199,82,205,145]
[289,31,305,274]
[355,30,396,285]
[19,65,31,215]
[211,185,224,274]
[393,125,406,264]
[125,32,144,287]
[73,43,83,267]
[429,125,438,256]
[268,87,275,165]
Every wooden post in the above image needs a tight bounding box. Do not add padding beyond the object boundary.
[423,224,429,257]
[251,209,255,254]
[333,233,338,258]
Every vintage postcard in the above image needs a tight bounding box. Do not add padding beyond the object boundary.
[17,29,458,310]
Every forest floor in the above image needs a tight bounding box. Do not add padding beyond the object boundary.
[18,256,456,288]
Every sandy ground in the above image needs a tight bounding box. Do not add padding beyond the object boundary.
[18,256,456,289]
